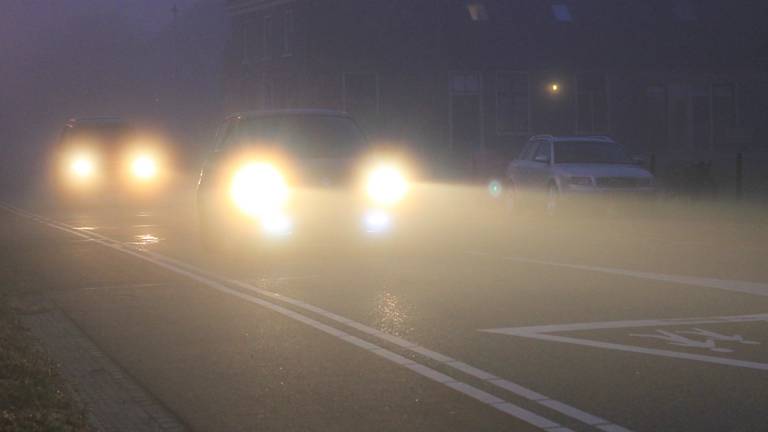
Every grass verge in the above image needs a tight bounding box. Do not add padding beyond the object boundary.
[0,295,90,432]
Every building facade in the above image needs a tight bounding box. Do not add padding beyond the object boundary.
[223,0,768,182]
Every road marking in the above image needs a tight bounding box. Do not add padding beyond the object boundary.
[628,328,759,353]
[81,282,168,291]
[136,239,631,431]
[483,313,768,371]
[468,251,768,297]
[0,204,622,432]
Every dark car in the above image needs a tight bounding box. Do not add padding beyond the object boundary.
[54,117,165,197]
[196,110,411,251]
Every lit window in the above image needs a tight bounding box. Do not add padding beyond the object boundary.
[551,3,572,22]
[467,2,488,21]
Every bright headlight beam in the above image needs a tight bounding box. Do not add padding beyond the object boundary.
[366,165,408,206]
[131,155,157,180]
[70,156,95,179]
[230,162,289,217]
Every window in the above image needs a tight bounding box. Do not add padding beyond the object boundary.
[712,83,735,150]
[673,0,697,22]
[263,15,273,60]
[551,3,572,22]
[241,23,249,65]
[245,14,261,63]
[533,142,551,162]
[451,73,481,94]
[262,75,274,109]
[496,72,530,134]
[282,10,294,56]
[518,141,538,160]
[645,85,668,151]
[577,73,608,133]
[691,85,710,150]
[467,2,488,21]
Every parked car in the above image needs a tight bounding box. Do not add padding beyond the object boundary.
[196,110,412,251]
[54,117,166,197]
[503,135,655,214]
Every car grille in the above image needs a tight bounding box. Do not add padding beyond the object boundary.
[596,177,640,188]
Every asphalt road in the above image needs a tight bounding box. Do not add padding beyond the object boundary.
[3,184,768,432]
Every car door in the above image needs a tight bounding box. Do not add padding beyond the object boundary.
[527,141,553,194]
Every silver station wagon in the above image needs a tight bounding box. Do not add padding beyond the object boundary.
[504,135,655,213]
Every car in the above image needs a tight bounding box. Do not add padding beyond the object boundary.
[196,110,412,251]
[53,117,165,197]
[503,135,655,214]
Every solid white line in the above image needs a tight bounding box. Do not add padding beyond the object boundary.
[468,251,768,297]
[115,220,634,430]
[0,204,577,432]
[226,274,629,429]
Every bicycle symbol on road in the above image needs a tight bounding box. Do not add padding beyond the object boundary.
[630,328,760,353]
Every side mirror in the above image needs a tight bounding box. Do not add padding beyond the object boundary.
[533,154,550,163]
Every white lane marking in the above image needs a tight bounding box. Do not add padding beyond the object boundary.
[128,231,633,430]
[82,282,168,291]
[483,314,768,371]
[108,232,633,430]
[224,278,629,430]
[0,204,578,432]
[468,251,768,297]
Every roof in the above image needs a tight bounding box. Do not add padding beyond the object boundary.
[227,109,353,120]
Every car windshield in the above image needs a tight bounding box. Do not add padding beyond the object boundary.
[234,115,366,158]
[553,140,631,164]
[62,123,132,144]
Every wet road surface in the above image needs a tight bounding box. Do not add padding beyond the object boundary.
[2,185,768,432]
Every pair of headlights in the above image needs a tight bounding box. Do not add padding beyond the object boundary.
[68,153,159,181]
[229,162,409,217]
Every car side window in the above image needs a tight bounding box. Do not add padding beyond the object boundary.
[517,141,538,160]
[532,142,551,162]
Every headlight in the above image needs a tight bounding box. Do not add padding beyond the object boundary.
[131,155,158,180]
[70,154,96,179]
[366,165,408,206]
[230,163,289,217]
[568,176,593,186]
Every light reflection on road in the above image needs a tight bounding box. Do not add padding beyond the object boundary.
[374,291,412,337]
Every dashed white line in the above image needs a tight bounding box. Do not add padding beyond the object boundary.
[468,251,768,297]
